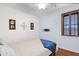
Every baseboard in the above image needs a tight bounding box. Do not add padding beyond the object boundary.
[56,48,79,56]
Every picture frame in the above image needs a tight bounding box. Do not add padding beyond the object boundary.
[30,22,34,30]
[9,19,16,30]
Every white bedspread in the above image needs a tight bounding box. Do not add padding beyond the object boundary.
[9,39,52,56]
[0,45,16,56]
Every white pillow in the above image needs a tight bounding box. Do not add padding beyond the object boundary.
[0,45,16,56]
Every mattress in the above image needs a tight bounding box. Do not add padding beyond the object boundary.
[9,39,52,56]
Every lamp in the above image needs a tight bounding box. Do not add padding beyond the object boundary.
[35,3,48,9]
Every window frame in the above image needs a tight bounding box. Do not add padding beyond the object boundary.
[61,9,79,36]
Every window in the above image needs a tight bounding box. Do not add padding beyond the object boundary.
[61,9,79,36]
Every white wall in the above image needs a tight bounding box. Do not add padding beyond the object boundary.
[39,4,79,53]
[0,5,39,44]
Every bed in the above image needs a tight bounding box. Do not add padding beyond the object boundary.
[0,38,52,56]
[0,38,51,56]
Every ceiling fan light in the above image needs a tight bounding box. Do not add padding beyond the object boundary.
[35,3,48,9]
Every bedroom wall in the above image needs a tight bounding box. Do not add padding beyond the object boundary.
[0,5,39,44]
[39,4,79,53]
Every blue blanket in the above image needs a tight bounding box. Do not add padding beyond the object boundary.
[41,39,56,52]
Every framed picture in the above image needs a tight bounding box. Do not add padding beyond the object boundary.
[9,19,16,30]
[30,22,34,30]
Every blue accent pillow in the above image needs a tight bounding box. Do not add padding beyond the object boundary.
[41,39,56,52]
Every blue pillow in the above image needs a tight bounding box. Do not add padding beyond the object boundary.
[41,39,56,52]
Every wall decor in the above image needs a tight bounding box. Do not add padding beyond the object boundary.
[30,22,34,30]
[9,19,16,30]
[44,29,50,32]
[21,22,27,30]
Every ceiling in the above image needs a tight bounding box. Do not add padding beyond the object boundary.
[0,3,72,18]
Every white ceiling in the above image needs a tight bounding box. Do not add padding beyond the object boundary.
[0,3,72,18]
